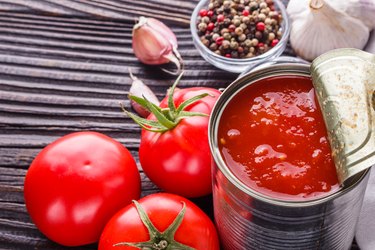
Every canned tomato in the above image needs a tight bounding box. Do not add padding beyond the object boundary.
[209,63,370,250]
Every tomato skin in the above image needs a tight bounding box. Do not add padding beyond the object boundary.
[24,131,141,246]
[139,87,221,197]
[99,193,220,250]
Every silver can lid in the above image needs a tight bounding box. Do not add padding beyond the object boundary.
[311,48,375,184]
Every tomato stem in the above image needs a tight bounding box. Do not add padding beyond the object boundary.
[113,200,195,250]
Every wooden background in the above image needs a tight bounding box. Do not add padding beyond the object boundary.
[0,0,360,249]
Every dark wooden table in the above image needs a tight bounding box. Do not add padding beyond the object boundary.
[0,0,360,249]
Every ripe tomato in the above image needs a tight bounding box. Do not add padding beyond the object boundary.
[137,85,221,197]
[24,131,141,246]
[99,193,220,250]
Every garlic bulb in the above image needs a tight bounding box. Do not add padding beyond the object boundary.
[329,0,375,30]
[288,0,370,61]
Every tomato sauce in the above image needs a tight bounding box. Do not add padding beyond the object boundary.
[218,75,339,200]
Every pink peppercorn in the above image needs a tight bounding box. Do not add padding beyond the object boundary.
[207,22,215,31]
[225,53,231,58]
[271,39,279,47]
[258,42,264,48]
[256,22,265,31]
[242,10,249,16]
[199,9,208,17]
[217,14,225,22]
[207,10,214,17]
[228,24,236,32]
[216,36,224,45]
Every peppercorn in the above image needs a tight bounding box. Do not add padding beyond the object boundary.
[244,39,252,47]
[256,22,265,31]
[207,22,215,31]
[223,0,231,7]
[202,16,210,24]
[255,31,262,39]
[242,16,250,24]
[196,0,283,59]
[240,23,247,31]
[251,38,259,46]
[258,13,266,21]
[235,27,243,35]
[230,41,239,49]
[217,14,225,23]
[212,33,220,41]
[228,24,236,32]
[199,9,208,17]
[271,39,279,47]
[210,43,218,51]
[268,32,275,41]
[223,32,231,40]
[216,36,224,45]
[220,28,229,35]
[231,51,239,58]
[238,33,246,41]
[198,22,207,32]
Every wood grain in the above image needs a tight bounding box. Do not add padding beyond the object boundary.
[0,0,360,249]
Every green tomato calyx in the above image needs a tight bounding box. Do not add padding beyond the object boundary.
[123,72,212,133]
[113,200,195,250]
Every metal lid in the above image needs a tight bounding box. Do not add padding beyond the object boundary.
[311,48,375,185]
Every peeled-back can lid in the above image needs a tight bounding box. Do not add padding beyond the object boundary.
[311,48,375,185]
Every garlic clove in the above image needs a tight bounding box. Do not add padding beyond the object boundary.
[128,68,160,118]
[132,16,183,75]
[147,17,178,48]
[288,0,370,61]
[132,19,172,65]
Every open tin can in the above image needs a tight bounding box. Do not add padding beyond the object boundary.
[209,62,370,249]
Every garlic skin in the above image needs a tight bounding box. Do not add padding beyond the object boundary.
[132,16,183,75]
[288,0,370,61]
[330,0,375,30]
[128,69,160,118]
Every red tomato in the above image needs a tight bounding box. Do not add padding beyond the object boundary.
[99,193,220,250]
[23,131,141,246]
[139,87,221,197]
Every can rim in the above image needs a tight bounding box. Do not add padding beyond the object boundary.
[208,63,369,207]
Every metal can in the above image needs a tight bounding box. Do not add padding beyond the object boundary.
[209,63,370,250]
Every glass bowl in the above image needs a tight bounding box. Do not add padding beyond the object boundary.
[190,0,290,73]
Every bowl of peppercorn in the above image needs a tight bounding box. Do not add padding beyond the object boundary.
[191,0,290,73]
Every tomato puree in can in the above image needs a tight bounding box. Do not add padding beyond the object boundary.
[218,75,339,200]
